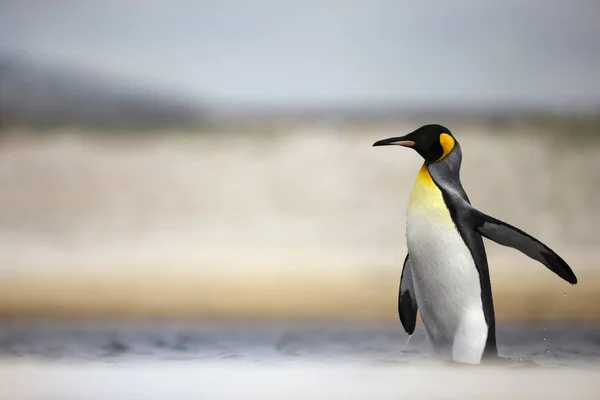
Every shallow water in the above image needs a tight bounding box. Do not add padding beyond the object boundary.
[1,322,600,399]
[1,321,599,366]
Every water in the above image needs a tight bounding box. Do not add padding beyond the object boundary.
[2,322,600,399]
[1,321,599,366]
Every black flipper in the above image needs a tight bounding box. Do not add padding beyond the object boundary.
[471,209,577,284]
[399,254,418,334]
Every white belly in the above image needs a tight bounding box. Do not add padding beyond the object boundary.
[406,165,488,364]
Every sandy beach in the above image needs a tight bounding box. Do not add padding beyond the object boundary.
[0,126,598,323]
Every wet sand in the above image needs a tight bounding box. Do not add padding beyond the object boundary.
[0,266,597,323]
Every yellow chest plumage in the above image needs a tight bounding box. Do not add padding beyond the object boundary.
[407,164,453,224]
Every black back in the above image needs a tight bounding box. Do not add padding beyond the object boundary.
[427,142,498,359]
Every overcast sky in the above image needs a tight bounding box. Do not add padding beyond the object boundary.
[1,0,599,109]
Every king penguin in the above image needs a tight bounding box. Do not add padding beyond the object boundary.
[373,124,577,365]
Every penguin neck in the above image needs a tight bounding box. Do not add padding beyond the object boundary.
[425,141,463,180]
[425,143,470,204]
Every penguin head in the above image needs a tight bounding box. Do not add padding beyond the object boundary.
[372,124,456,163]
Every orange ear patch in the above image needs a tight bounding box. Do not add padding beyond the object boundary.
[438,133,455,160]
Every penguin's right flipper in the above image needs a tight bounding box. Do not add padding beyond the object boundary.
[399,254,418,334]
[471,209,577,284]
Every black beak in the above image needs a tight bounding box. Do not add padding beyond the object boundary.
[372,136,415,147]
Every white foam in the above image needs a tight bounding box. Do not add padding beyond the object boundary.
[0,359,598,400]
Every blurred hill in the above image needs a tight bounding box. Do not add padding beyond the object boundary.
[0,56,205,129]
[1,55,599,134]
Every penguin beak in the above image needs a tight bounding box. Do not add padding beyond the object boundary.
[372,136,415,147]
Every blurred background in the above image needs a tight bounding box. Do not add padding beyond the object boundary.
[1,1,600,397]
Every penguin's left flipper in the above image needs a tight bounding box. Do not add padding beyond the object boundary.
[399,254,418,334]
[471,209,577,284]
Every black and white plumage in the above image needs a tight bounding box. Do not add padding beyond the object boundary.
[374,124,577,364]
